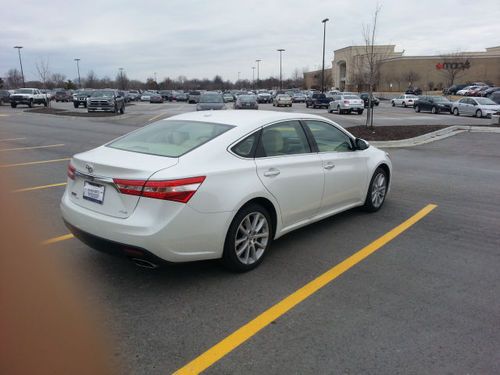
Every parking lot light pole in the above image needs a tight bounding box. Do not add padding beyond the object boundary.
[252,67,256,89]
[14,46,25,87]
[321,18,329,93]
[255,59,261,88]
[277,49,285,90]
[74,58,81,88]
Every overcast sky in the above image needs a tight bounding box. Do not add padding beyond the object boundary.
[1,0,499,83]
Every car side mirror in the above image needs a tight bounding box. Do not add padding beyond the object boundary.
[355,138,369,150]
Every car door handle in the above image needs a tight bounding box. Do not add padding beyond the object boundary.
[263,168,280,177]
[324,162,335,170]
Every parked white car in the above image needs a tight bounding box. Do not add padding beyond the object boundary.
[328,94,364,114]
[9,88,48,108]
[273,94,292,107]
[452,97,500,118]
[61,111,391,271]
[391,94,418,108]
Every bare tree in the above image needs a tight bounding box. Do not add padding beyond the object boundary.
[35,58,52,107]
[51,73,66,88]
[115,70,129,90]
[402,70,421,88]
[6,69,23,89]
[84,70,98,88]
[362,4,382,128]
[437,52,470,87]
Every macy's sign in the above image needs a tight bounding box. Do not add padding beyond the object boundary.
[436,60,471,70]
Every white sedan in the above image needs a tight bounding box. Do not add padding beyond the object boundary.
[391,94,419,108]
[61,111,392,271]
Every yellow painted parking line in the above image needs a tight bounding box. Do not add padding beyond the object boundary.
[174,204,438,375]
[0,143,64,152]
[41,233,74,245]
[13,182,67,193]
[0,157,70,168]
[148,112,168,122]
[0,137,26,142]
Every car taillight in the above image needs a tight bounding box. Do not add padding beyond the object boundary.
[344,100,349,104]
[67,163,76,180]
[113,176,206,203]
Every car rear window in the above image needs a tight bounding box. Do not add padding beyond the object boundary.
[108,120,233,157]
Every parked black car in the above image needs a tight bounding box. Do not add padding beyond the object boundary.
[359,93,380,108]
[482,87,500,97]
[0,90,10,105]
[159,90,173,101]
[73,90,93,108]
[490,91,500,104]
[405,88,422,95]
[413,96,452,114]
[305,93,330,109]
[443,84,468,95]
[234,95,258,110]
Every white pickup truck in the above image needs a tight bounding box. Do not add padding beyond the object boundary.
[10,88,48,108]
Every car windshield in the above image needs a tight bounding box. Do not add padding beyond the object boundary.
[200,93,223,103]
[15,89,34,94]
[431,96,450,103]
[240,95,256,102]
[475,98,497,105]
[344,95,360,99]
[91,91,114,97]
[108,120,233,157]
[278,95,291,99]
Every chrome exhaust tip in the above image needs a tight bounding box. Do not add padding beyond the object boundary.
[131,258,159,269]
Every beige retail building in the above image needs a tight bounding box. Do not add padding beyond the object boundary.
[304,45,500,92]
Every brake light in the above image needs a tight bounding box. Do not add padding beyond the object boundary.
[113,176,206,203]
[344,100,349,104]
[67,163,76,180]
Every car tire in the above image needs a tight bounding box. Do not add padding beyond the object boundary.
[402,102,407,108]
[11,103,17,108]
[363,167,388,212]
[306,103,309,108]
[391,101,395,107]
[120,104,125,114]
[43,100,48,107]
[415,105,420,113]
[431,106,438,114]
[475,109,482,118]
[453,108,460,116]
[337,105,342,114]
[222,203,273,272]
[28,99,33,108]
[358,109,364,115]
[73,103,78,109]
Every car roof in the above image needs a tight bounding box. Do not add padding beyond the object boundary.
[165,110,331,131]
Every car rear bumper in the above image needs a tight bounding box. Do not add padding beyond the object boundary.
[60,190,232,263]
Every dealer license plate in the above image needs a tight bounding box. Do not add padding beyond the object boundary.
[83,181,105,204]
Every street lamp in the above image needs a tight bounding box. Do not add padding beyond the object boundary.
[252,67,255,89]
[255,59,261,88]
[13,46,25,87]
[277,49,285,90]
[321,18,330,93]
[118,67,125,90]
[74,58,81,88]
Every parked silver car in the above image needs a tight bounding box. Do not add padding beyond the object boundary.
[328,94,364,115]
[452,97,500,118]
[196,92,225,111]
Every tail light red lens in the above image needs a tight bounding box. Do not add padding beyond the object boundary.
[113,176,206,203]
[67,163,76,180]
[344,100,349,104]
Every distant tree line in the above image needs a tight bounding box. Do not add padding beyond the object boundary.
[2,65,304,91]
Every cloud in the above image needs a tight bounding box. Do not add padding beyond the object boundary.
[1,0,499,82]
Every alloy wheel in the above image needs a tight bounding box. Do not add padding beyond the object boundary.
[234,212,269,265]
[371,173,387,208]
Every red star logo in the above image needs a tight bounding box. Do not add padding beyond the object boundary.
[435,63,444,70]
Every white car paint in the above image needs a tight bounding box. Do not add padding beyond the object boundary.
[391,94,418,107]
[61,111,391,267]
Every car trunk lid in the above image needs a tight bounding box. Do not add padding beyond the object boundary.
[68,146,178,218]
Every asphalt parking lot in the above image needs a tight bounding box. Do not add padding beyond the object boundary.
[1,105,499,374]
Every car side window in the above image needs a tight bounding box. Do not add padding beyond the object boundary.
[257,121,310,157]
[304,120,353,153]
[232,131,259,158]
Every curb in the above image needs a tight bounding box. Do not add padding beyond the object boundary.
[370,125,500,148]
